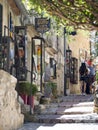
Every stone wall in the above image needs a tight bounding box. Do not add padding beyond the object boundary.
[0,70,24,130]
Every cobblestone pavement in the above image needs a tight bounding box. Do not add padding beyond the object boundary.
[18,94,98,130]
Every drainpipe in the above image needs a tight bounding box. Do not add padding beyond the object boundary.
[64,27,67,96]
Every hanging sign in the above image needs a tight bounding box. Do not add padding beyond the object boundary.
[35,18,50,34]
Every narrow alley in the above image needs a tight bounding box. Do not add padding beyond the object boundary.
[18,94,98,130]
[1,1,98,130]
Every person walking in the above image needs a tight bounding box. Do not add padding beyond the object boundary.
[84,68,91,94]
[79,62,87,95]
[88,63,96,94]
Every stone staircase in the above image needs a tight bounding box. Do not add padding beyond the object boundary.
[33,94,98,123]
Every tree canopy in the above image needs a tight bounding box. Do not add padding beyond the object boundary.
[22,0,98,31]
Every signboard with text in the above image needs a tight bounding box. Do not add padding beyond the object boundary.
[35,18,50,34]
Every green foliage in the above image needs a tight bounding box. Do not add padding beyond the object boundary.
[47,82,56,87]
[17,82,38,95]
[17,82,29,95]
[22,0,98,30]
[30,83,38,95]
[96,71,98,84]
[46,82,57,97]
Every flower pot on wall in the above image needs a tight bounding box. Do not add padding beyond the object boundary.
[27,83,38,108]
[16,82,30,105]
[20,94,28,104]
[16,81,38,107]
[27,96,34,109]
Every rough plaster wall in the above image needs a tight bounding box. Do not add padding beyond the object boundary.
[69,30,90,94]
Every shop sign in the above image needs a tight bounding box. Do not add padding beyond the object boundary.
[35,18,50,33]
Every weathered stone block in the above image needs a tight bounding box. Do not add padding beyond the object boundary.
[0,70,24,130]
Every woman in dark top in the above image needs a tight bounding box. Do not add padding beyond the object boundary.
[79,62,87,95]
[84,68,91,94]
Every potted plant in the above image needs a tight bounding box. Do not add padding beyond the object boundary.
[40,82,57,104]
[16,81,30,104]
[50,82,57,98]
[45,82,57,98]
[16,81,38,107]
[27,82,38,109]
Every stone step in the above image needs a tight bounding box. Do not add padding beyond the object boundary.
[56,106,93,115]
[34,96,95,124]
[61,95,94,102]
[17,122,98,130]
[39,106,93,115]
[26,95,96,123]
[58,101,94,107]
[38,101,94,114]
[36,113,98,123]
